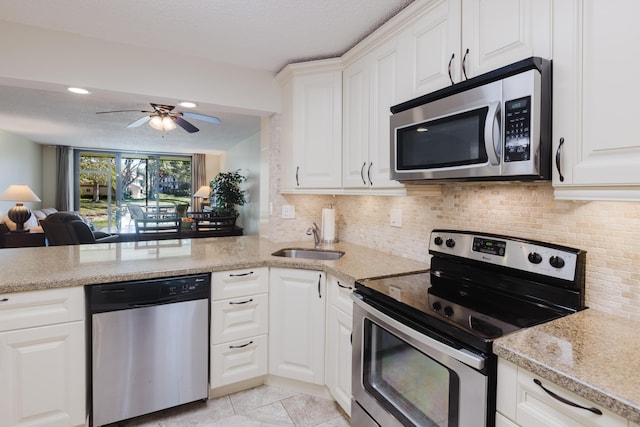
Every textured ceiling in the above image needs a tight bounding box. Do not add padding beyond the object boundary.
[0,0,414,154]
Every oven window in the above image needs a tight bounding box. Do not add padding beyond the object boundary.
[363,320,459,427]
[396,108,488,170]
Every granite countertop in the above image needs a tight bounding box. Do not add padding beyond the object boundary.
[0,235,429,294]
[495,309,640,423]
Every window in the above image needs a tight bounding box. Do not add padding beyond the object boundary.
[75,151,192,232]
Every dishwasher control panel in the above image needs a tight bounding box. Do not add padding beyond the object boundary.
[89,273,210,313]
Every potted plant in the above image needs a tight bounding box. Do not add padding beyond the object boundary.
[210,170,247,220]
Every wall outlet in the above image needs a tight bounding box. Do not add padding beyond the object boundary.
[281,204,296,219]
[390,209,402,227]
[389,286,402,301]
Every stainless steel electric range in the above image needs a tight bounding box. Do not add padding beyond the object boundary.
[351,230,586,427]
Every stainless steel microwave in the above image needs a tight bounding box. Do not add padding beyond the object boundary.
[390,57,551,182]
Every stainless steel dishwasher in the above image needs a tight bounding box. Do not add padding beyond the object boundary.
[89,273,210,427]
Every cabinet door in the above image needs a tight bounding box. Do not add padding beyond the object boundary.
[0,321,85,427]
[342,56,371,188]
[410,0,462,94]
[325,305,352,414]
[553,0,640,192]
[211,267,269,301]
[269,268,326,384]
[211,335,268,388]
[461,0,551,78]
[369,38,406,189]
[292,70,343,188]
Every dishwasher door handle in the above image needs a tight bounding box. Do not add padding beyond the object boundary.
[130,297,178,308]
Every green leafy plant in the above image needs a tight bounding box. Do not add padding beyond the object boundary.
[210,170,247,217]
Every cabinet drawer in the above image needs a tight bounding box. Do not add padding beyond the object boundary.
[211,334,268,387]
[516,368,627,427]
[211,267,268,300]
[0,287,84,332]
[211,293,268,344]
[328,276,353,316]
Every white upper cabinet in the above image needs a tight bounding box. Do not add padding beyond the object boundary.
[277,59,343,191]
[407,0,551,97]
[343,37,406,190]
[552,0,640,200]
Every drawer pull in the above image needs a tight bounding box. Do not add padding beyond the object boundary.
[337,282,353,290]
[229,340,254,349]
[0,298,8,302]
[228,271,254,277]
[533,379,603,415]
[229,298,253,305]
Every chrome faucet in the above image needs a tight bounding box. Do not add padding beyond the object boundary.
[306,222,321,248]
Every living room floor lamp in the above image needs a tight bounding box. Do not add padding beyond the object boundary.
[0,184,41,232]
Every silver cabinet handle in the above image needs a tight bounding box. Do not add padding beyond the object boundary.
[229,298,253,305]
[462,48,470,80]
[360,162,367,185]
[295,166,300,186]
[337,281,353,290]
[448,53,455,85]
[0,298,8,302]
[228,271,253,277]
[367,162,373,186]
[533,379,602,415]
[317,274,322,299]
[556,137,565,182]
[229,340,254,349]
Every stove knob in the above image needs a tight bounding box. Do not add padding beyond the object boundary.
[445,239,456,248]
[549,256,565,268]
[434,237,443,246]
[443,306,454,317]
[432,301,442,312]
[528,252,543,264]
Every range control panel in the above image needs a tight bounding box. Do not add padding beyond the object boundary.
[429,230,583,282]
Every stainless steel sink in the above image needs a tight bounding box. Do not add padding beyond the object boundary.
[271,248,345,260]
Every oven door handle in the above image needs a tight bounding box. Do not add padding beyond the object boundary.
[352,295,486,370]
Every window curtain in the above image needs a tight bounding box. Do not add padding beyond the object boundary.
[55,146,71,211]
[192,153,207,211]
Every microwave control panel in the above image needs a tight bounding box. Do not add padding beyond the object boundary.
[504,96,531,162]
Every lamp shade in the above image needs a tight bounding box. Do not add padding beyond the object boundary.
[0,184,41,202]
[0,185,41,232]
[193,185,211,198]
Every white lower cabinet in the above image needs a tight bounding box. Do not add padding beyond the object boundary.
[497,358,631,427]
[325,275,354,414]
[0,287,85,427]
[210,268,269,392]
[269,268,326,384]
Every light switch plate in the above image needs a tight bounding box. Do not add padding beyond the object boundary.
[281,205,295,219]
[390,209,402,227]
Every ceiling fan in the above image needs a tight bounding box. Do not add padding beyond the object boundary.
[96,103,221,133]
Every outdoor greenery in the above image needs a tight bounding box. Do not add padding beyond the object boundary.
[210,170,247,218]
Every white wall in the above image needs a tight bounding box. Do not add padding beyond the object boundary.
[0,130,42,215]
[224,132,261,235]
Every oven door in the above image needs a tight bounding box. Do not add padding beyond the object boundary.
[352,295,489,427]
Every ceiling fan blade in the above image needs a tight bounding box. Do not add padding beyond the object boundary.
[173,116,199,133]
[182,112,221,125]
[127,116,151,128]
[96,109,152,114]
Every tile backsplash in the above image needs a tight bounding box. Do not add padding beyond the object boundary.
[267,115,640,320]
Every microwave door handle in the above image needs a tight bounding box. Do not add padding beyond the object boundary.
[484,101,501,166]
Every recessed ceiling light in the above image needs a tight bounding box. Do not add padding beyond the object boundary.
[179,101,197,108]
[68,87,90,95]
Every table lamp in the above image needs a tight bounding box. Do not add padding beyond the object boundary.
[193,185,211,211]
[0,185,41,232]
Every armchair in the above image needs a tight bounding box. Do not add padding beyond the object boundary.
[41,212,119,246]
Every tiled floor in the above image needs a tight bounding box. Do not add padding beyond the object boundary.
[117,384,351,426]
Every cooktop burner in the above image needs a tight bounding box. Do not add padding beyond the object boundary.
[355,230,586,353]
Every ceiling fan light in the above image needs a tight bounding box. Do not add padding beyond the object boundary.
[162,116,176,130]
[149,115,176,131]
